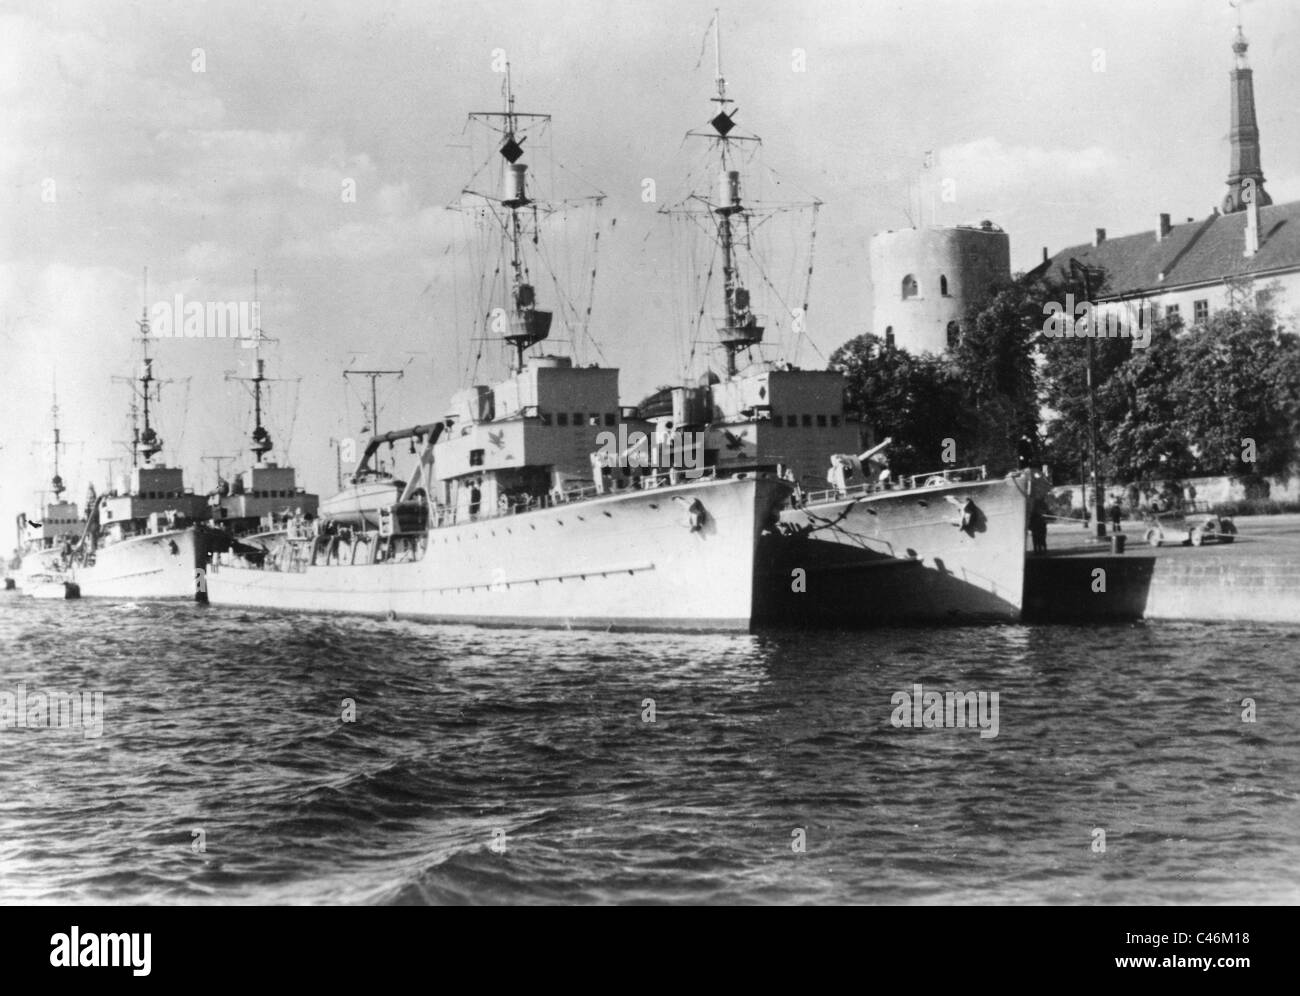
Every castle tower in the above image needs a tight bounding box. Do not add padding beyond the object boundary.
[1222,16,1271,214]
[869,222,1010,355]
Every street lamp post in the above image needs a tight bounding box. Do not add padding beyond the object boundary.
[1070,258,1107,540]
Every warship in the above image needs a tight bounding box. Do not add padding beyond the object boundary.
[651,23,1038,625]
[70,290,219,600]
[7,393,86,597]
[204,73,791,630]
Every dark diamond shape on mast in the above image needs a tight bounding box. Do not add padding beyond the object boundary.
[710,111,735,136]
[500,135,525,163]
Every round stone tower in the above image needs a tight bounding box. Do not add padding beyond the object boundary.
[869,222,1011,355]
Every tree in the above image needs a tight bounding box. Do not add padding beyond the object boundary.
[827,333,966,477]
[1037,264,1135,482]
[1172,305,1300,485]
[953,273,1050,469]
[1103,319,1197,490]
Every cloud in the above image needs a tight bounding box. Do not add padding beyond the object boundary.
[933,138,1121,219]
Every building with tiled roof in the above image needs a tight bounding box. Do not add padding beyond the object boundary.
[1035,21,1296,326]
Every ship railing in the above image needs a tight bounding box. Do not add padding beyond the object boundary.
[900,465,988,490]
[799,465,988,507]
[426,466,721,529]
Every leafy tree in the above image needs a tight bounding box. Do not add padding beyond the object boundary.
[827,333,966,477]
[1172,305,1300,483]
[1036,264,1135,481]
[953,273,1048,466]
[1103,319,1197,488]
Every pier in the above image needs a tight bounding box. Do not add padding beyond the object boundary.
[1024,514,1300,623]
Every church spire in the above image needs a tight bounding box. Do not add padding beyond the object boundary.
[1222,7,1271,213]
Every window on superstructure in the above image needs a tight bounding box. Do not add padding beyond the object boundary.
[817,415,828,428]
[557,413,569,426]
[831,415,841,428]
[469,449,485,467]
[802,415,812,427]
[940,275,950,296]
[902,275,919,300]
[539,411,552,425]
[573,413,583,426]
[604,413,616,427]
[787,415,797,428]
[1193,299,1208,324]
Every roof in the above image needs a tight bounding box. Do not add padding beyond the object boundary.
[1036,200,1300,298]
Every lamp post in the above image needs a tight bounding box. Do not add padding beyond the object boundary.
[1069,258,1107,540]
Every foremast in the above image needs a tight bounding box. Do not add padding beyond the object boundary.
[704,14,764,375]
[467,64,553,373]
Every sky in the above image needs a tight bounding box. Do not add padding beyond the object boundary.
[2,0,1298,532]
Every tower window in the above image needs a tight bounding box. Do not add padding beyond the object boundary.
[902,275,919,300]
[884,325,895,347]
[940,275,950,296]
[947,321,960,350]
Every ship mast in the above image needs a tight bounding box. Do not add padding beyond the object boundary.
[344,369,404,438]
[467,66,554,373]
[226,270,275,462]
[703,11,764,375]
[136,267,163,465]
[49,386,66,499]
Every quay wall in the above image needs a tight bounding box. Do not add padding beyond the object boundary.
[1025,549,1300,624]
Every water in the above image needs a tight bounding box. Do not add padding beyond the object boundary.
[1,595,1297,905]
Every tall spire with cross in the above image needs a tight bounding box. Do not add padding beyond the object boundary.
[1222,2,1271,213]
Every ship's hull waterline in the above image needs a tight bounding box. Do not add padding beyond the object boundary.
[757,473,1032,626]
[206,474,791,632]
[73,527,210,601]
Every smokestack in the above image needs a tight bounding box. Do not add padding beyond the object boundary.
[1244,197,1260,257]
[1156,214,1172,241]
[1093,228,1107,246]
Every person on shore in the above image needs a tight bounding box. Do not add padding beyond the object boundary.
[1108,499,1123,533]
[1029,500,1048,553]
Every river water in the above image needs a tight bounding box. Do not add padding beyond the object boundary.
[1,595,1296,904]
